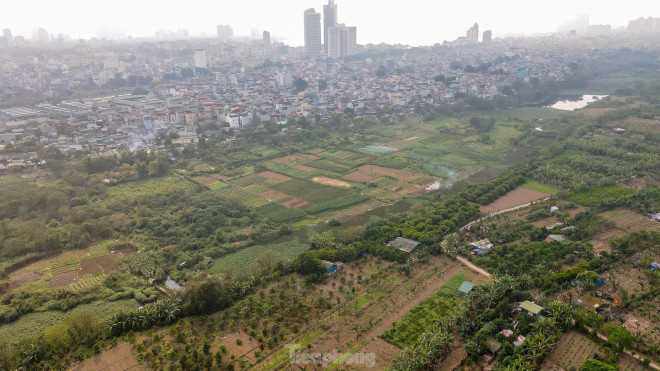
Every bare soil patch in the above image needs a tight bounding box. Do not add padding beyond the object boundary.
[292,164,317,172]
[79,256,119,276]
[255,171,291,185]
[219,332,260,363]
[9,271,43,288]
[70,342,142,371]
[434,346,467,371]
[479,187,550,215]
[49,270,78,289]
[342,171,375,182]
[312,177,352,188]
[282,198,314,209]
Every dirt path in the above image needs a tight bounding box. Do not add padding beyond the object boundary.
[462,198,550,231]
[456,256,492,279]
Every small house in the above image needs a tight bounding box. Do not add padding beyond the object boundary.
[550,206,559,213]
[469,239,493,250]
[147,278,156,285]
[513,336,526,347]
[387,237,421,254]
[519,301,545,317]
[647,213,660,222]
[471,248,485,256]
[610,128,626,134]
[458,281,476,294]
[321,260,344,275]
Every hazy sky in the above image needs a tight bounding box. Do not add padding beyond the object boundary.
[1,0,658,45]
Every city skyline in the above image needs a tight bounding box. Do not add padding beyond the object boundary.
[0,0,659,45]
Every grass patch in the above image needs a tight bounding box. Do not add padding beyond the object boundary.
[271,179,351,204]
[256,203,307,223]
[521,180,559,195]
[0,299,139,343]
[209,238,309,275]
[380,290,460,348]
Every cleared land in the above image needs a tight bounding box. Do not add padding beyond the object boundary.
[70,342,142,371]
[479,187,550,214]
[311,176,352,188]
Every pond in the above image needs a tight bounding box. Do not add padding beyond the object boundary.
[546,95,608,110]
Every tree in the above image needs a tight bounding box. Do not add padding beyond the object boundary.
[605,324,635,352]
[576,271,599,290]
[580,358,617,371]
[293,252,326,276]
[293,78,308,93]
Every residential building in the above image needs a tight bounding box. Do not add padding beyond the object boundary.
[483,30,492,43]
[327,24,356,58]
[194,50,208,69]
[216,25,233,41]
[304,8,322,56]
[263,31,271,46]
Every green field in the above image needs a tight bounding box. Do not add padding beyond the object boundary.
[271,179,351,204]
[0,299,139,343]
[380,273,468,347]
[208,236,309,275]
[521,180,560,195]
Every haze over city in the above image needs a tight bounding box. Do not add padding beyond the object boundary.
[1,0,659,45]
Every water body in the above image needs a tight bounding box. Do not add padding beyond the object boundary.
[546,94,608,110]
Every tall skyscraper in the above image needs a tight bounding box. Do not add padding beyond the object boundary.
[37,28,50,42]
[304,8,322,56]
[323,0,337,53]
[482,30,492,43]
[466,23,479,44]
[2,29,12,43]
[216,25,233,41]
[327,25,356,59]
[263,31,271,46]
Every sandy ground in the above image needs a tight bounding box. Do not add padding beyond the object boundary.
[312,177,352,188]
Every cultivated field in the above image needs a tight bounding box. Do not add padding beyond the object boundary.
[542,331,600,371]
[258,256,486,370]
[590,209,660,251]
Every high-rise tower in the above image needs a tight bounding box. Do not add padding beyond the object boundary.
[304,8,322,56]
[323,0,337,53]
[466,23,479,44]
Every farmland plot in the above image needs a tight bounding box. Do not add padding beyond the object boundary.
[542,331,600,371]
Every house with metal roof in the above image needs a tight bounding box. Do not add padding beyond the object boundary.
[519,301,545,317]
[458,281,476,294]
[386,237,421,254]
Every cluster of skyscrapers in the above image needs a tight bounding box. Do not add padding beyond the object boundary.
[462,23,492,44]
[304,0,357,58]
